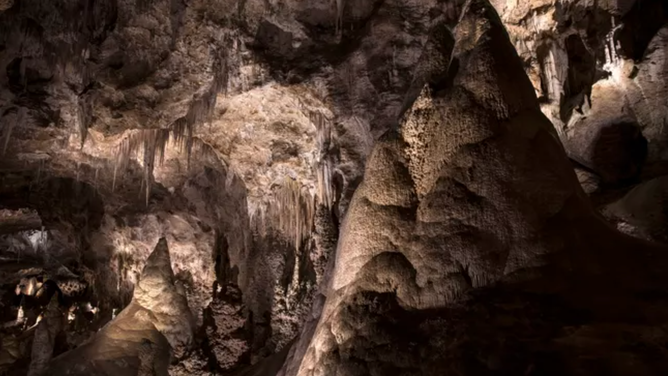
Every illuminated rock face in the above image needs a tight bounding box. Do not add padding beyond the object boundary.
[0,0,667,375]
[491,0,668,183]
[283,2,668,375]
[47,238,188,376]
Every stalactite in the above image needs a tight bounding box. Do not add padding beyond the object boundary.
[309,109,336,209]
[275,178,316,251]
[171,117,193,159]
[317,159,333,209]
[2,107,24,155]
[111,126,221,204]
[335,0,345,36]
[110,48,228,201]
[77,95,92,147]
[604,17,624,75]
[169,49,228,164]
[141,129,170,205]
[247,105,339,250]
[542,46,563,104]
[250,178,317,251]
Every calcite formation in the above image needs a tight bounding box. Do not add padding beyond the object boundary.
[0,0,667,375]
[46,238,187,376]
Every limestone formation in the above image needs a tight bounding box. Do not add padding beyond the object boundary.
[27,295,63,376]
[133,238,195,359]
[603,175,668,243]
[283,1,668,375]
[0,0,667,375]
[45,238,187,376]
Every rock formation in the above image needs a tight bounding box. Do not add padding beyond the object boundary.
[283,2,668,374]
[27,295,63,376]
[45,237,188,376]
[0,0,667,375]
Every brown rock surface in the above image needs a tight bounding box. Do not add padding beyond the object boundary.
[283,1,668,375]
[0,0,667,375]
[46,238,187,376]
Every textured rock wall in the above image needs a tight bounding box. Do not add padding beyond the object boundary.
[283,1,668,375]
[491,0,668,186]
[0,0,667,374]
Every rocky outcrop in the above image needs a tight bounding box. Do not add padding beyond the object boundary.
[603,175,668,243]
[283,2,668,375]
[632,23,668,163]
[492,0,668,189]
[45,237,190,376]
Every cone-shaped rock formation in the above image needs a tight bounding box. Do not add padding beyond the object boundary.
[282,1,668,375]
[45,238,192,376]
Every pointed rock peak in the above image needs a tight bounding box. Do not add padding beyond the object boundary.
[139,237,174,286]
[134,237,195,359]
[398,0,573,198]
[456,0,505,40]
[400,20,455,117]
[452,0,539,119]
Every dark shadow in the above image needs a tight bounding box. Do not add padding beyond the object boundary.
[214,231,239,289]
[617,0,668,61]
[0,176,105,233]
[591,122,648,185]
[565,35,595,101]
[248,0,386,82]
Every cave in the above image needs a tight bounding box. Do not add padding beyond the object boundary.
[1,0,668,375]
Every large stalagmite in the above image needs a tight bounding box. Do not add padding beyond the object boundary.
[282,1,668,375]
[45,238,192,376]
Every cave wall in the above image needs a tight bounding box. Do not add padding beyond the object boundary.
[0,0,667,375]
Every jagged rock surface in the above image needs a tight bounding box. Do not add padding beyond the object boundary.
[283,2,668,375]
[0,0,667,375]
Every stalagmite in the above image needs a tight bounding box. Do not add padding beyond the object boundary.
[2,107,25,155]
[282,1,668,375]
[27,295,63,376]
[46,238,191,375]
